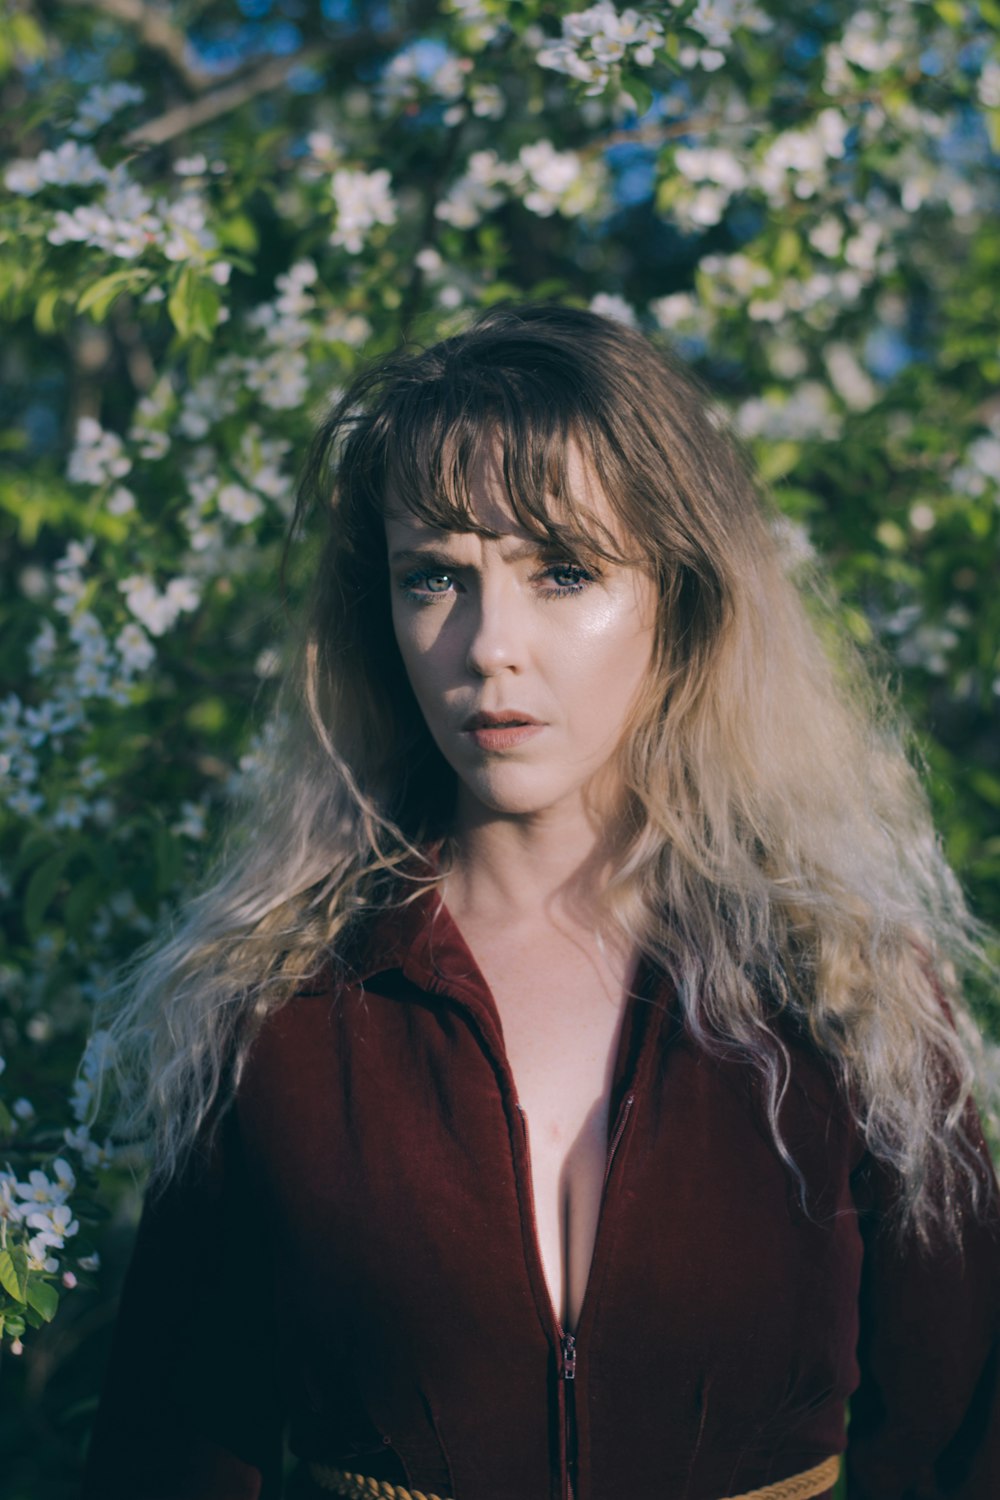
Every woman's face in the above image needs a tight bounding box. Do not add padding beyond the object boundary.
[385,442,659,827]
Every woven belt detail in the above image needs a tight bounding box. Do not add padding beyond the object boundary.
[309,1468,445,1500]
[308,1452,840,1500]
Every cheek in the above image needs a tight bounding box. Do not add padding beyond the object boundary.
[561,595,656,702]
[389,603,450,706]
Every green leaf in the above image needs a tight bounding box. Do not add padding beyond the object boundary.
[23,847,71,936]
[0,1247,28,1303]
[34,287,62,334]
[218,214,259,253]
[25,1279,59,1322]
[167,267,220,342]
[77,268,151,322]
[13,832,58,879]
[622,76,653,116]
[65,871,109,941]
[774,228,801,275]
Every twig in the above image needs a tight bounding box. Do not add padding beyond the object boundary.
[123,50,319,148]
[56,0,210,94]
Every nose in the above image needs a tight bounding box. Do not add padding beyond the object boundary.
[464,579,525,678]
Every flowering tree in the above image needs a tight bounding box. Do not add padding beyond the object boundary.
[1,0,999,1486]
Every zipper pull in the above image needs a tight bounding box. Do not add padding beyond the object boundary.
[561,1333,577,1380]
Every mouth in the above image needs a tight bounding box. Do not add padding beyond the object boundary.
[462,710,543,731]
[460,710,546,752]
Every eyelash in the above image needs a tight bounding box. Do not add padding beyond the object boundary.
[399,562,597,605]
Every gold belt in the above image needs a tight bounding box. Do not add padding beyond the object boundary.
[309,1452,840,1500]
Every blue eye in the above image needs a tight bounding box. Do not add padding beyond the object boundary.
[400,569,454,603]
[542,562,594,595]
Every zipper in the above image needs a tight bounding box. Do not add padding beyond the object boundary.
[561,1331,578,1499]
[602,1092,634,1193]
[515,1091,635,1500]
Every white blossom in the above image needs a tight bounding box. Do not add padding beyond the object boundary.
[950,435,1000,499]
[70,81,145,136]
[6,787,44,818]
[243,348,310,410]
[979,58,1000,109]
[649,290,708,334]
[378,44,471,114]
[470,83,506,119]
[52,795,88,830]
[119,574,201,636]
[160,195,217,263]
[0,1172,25,1227]
[444,0,502,47]
[217,482,264,524]
[177,362,241,438]
[173,153,208,176]
[107,485,136,515]
[115,623,156,673]
[23,697,75,746]
[435,151,513,228]
[172,799,208,840]
[26,1201,79,1248]
[589,292,637,325]
[129,379,175,458]
[735,381,843,441]
[671,146,747,226]
[274,258,318,318]
[322,308,372,347]
[4,140,108,196]
[47,170,161,260]
[77,755,106,791]
[72,659,112,699]
[15,1159,74,1207]
[808,217,844,258]
[28,621,58,676]
[63,1124,115,1171]
[330,168,397,253]
[824,342,878,411]
[537,3,664,95]
[518,141,600,218]
[756,110,849,203]
[67,417,132,487]
[839,10,907,74]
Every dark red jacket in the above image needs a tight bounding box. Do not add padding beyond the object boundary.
[84,888,1000,1500]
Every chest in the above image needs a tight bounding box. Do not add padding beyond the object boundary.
[455,926,636,1335]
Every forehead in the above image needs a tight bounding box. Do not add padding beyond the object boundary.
[383,433,626,554]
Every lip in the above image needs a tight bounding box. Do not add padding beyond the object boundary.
[462,710,543,730]
[460,710,545,752]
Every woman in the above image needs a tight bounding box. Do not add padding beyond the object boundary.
[84,304,1000,1500]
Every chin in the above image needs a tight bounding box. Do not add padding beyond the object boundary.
[458,769,579,819]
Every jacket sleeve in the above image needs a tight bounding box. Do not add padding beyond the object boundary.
[82,1102,286,1500]
[845,1098,1000,1499]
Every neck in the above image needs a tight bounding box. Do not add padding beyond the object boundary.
[442,792,617,932]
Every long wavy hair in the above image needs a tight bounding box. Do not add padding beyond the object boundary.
[100,302,997,1245]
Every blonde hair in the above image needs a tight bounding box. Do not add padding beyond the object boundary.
[100,303,997,1245]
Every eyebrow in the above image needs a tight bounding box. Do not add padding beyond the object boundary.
[387,540,551,568]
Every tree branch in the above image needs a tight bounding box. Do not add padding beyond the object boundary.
[123,25,407,149]
[57,0,211,93]
[123,48,319,148]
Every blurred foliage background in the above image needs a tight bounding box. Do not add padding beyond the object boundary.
[1,0,999,1494]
